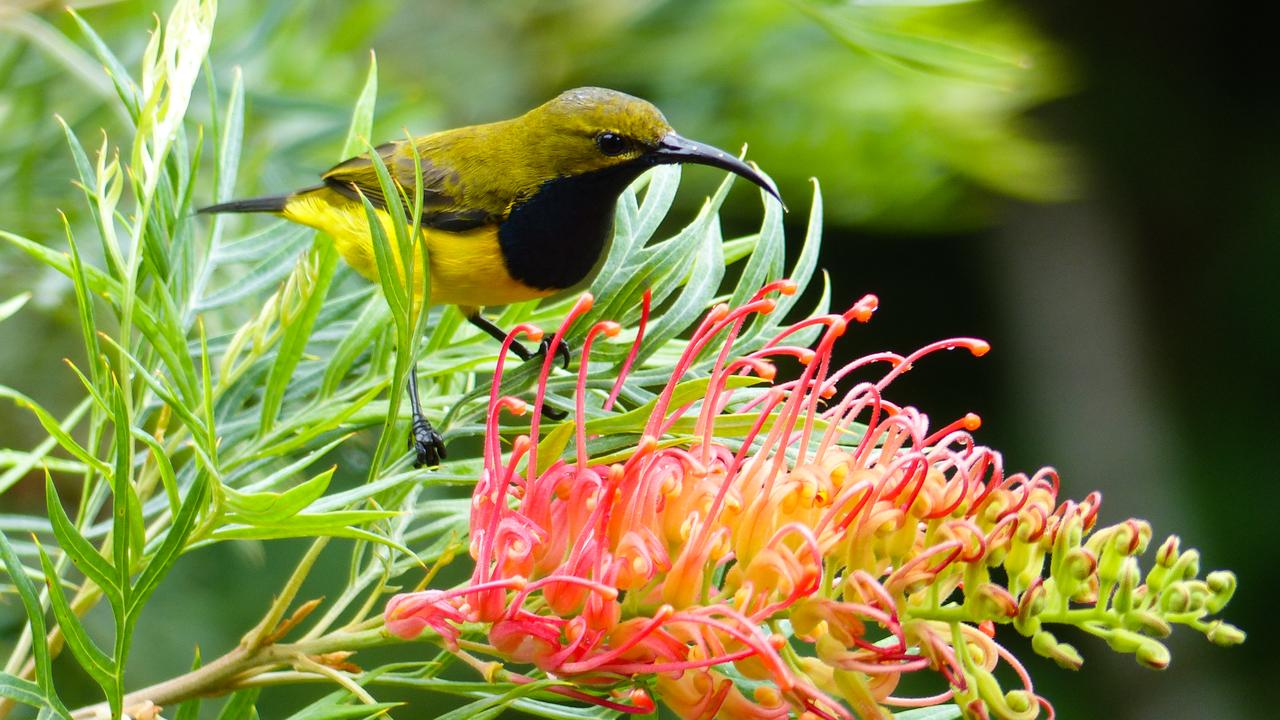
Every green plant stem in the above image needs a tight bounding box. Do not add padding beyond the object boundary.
[68,627,404,720]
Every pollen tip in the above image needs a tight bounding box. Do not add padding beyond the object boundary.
[601,320,621,337]
[780,279,798,295]
[964,412,982,431]
[970,340,991,357]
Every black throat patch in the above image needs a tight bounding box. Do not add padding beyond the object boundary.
[498,163,647,291]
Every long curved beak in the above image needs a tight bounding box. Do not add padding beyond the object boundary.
[652,133,784,208]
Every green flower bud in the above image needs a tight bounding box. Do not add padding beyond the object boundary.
[1112,557,1140,615]
[1105,627,1144,654]
[1160,582,1193,614]
[1135,637,1170,670]
[1156,535,1181,568]
[1032,629,1083,670]
[1125,609,1171,637]
[1054,547,1095,600]
[1205,571,1237,613]
[1173,549,1201,581]
[1205,620,1247,647]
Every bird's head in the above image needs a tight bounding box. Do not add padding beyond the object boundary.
[519,87,782,204]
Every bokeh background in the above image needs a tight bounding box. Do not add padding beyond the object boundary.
[1,0,1274,717]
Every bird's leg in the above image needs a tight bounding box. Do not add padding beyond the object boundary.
[466,312,571,368]
[406,371,447,468]
[466,312,570,420]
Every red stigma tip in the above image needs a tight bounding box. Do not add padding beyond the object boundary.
[964,413,982,431]
[970,340,991,357]
[526,327,544,343]
[779,279,798,295]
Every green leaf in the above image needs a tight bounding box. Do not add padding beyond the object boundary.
[0,387,109,476]
[215,67,245,203]
[283,689,399,720]
[0,398,91,496]
[215,688,261,720]
[0,292,30,323]
[43,473,121,602]
[321,293,386,396]
[0,674,55,715]
[35,542,119,709]
[224,466,337,522]
[0,531,71,718]
[342,53,378,158]
[129,473,209,615]
[67,7,142,118]
[259,244,339,434]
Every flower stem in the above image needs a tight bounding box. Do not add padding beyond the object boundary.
[68,627,404,719]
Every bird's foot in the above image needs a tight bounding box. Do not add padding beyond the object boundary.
[512,336,572,369]
[409,416,447,468]
[510,338,571,420]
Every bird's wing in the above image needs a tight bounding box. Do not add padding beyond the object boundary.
[320,141,500,231]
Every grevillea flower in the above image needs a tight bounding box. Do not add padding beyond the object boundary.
[385,283,1243,719]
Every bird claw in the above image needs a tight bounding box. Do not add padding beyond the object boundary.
[409,417,447,468]
[533,337,572,370]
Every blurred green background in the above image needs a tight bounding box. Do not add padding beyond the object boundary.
[1,0,1274,717]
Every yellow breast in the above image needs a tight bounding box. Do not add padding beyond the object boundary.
[281,188,555,309]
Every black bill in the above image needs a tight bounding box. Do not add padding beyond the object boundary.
[651,132,784,207]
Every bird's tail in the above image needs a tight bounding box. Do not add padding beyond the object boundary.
[197,194,291,215]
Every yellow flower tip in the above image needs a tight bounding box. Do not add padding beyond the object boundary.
[754,685,782,706]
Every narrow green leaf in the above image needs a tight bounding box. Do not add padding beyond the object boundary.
[0,387,109,476]
[214,688,261,720]
[215,67,245,203]
[0,398,91,496]
[67,7,141,118]
[0,531,71,718]
[321,297,390,396]
[342,53,378,158]
[0,292,30,323]
[129,473,209,615]
[35,542,118,704]
[259,246,339,434]
[107,375,135,605]
[223,466,336,522]
[0,674,51,713]
[43,473,121,601]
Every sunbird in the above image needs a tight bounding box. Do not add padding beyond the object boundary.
[200,87,781,467]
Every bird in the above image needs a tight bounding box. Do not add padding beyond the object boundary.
[199,86,781,468]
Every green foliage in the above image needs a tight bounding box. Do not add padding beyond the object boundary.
[0,2,825,717]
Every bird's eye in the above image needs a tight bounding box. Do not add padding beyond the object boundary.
[596,132,627,157]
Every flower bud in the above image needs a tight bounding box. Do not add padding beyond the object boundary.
[1125,609,1171,638]
[1112,557,1140,615]
[1156,535,1180,567]
[1032,630,1083,670]
[1205,620,1246,647]
[1205,571,1237,613]
[1134,637,1170,670]
[1157,582,1186,614]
